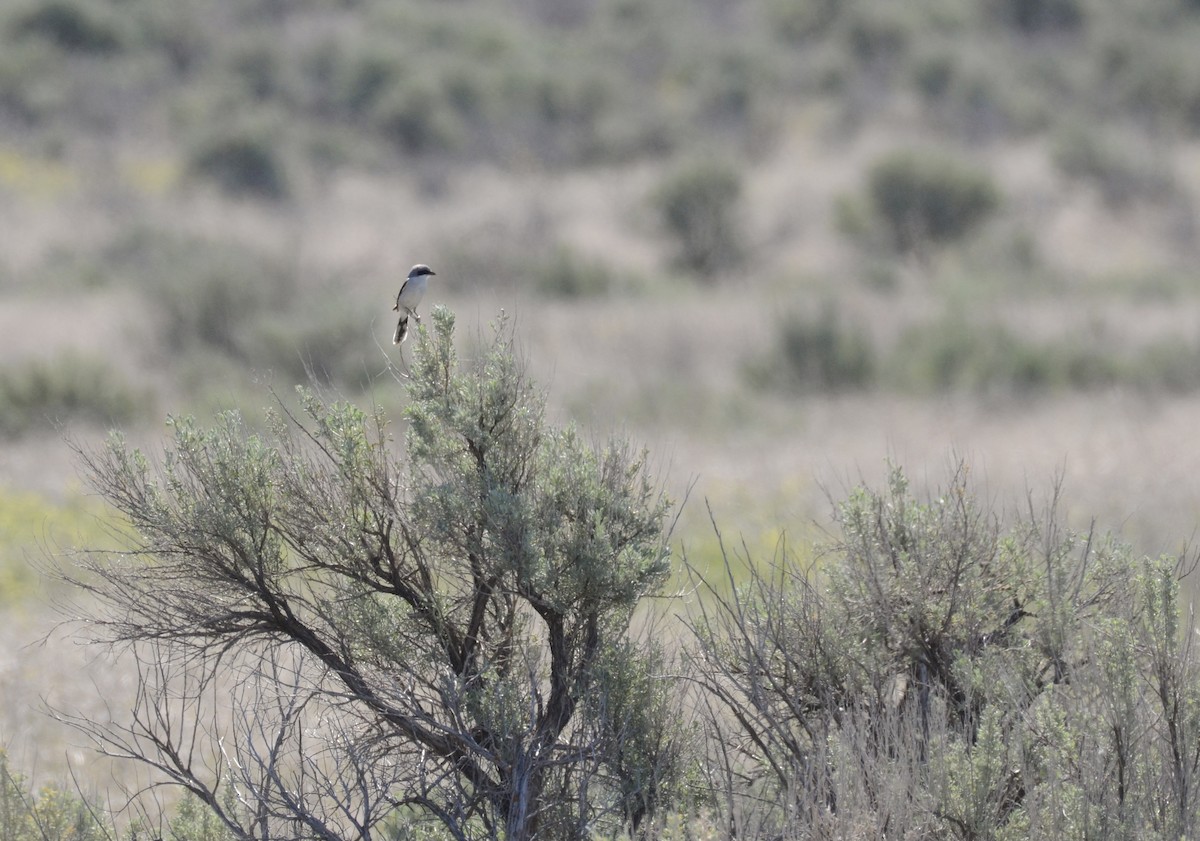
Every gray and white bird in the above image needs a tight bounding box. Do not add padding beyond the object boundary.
[392,263,436,344]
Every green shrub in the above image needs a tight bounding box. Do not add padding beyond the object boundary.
[689,462,1200,839]
[187,124,290,200]
[224,39,287,103]
[910,48,1036,140]
[985,0,1085,34]
[370,77,466,156]
[533,245,615,298]
[0,354,148,437]
[167,793,237,841]
[69,308,686,841]
[687,47,768,133]
[297,23,632,164]
[0,766,250,841]
[889,316,1119,393]
[866,149,1001,252]
[839,2,912,81]
[0,41,60,124]
[1098,32,1200,134]
[652,158,745,278]
[9,0,122,54]
[912,51,958,101]
[102,228,291,361]
[747,306,1200,397]
[748,304,876,392]
[0,752,109,840]
[765,0,840,43]
[323,46,399,117]
[887,313,1200,395]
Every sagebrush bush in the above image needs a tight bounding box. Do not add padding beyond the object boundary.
[653,158,745,278]
[238,7,680,166]
[533,245,615,298]
[1097,29,1200,134]
[747,304,875,392]
[747,307,1200,396]
[888,316,1114,393]
[0,354,147,437]
[104,229,397,394]
[765,0,840,43]
[94,227,405,396]
[888,314,1200,394]
[0,749,251,840]
[0,751,107,841]
[69,308,687,841]
[2,0,1199,183]
[840,2,911,77]
[186,123,290,200]
[1130,335,1200,391]
[911,47,1035,141]
[101,228,291,361]
[371,77,466,156]
[985,0,1086,34]
[689,463,1200,839]
[8,0,123,53]
[866,149,1000,252]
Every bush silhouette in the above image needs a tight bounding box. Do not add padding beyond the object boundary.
[867,149,1000,252]
[653,158,745,278]
[10,1,122,53]
[188,127,289,200]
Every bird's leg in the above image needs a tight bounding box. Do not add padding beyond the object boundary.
[412,311,422,324]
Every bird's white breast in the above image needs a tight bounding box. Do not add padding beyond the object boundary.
[397,274,428,310]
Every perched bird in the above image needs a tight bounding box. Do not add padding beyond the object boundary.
[392,264,436,344]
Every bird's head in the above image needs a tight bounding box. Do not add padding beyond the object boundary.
[409,264,436,279]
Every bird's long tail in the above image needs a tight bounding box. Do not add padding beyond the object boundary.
[393,316,409,345]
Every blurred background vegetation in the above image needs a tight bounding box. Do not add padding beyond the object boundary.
[4,0,1200,813]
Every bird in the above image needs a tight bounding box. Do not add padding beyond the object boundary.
[392,264,436,344]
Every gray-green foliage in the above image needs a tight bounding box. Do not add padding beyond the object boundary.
[749,308,1200,396]
[690,463,1200,839]
[746,304,876,392]
[101,228,289,358]
[98,228,376,389]
[8,0,124,54]
[72,306,684,841]
[652,159,745,278]
[186,121,290,200]
[0,353,149,437]
[865,149,1000,252]
[5,0,1200,185]
[0,751,107,841]
[985,0,1085,34]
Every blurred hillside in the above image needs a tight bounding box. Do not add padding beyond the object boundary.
[2,0,1200,554]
